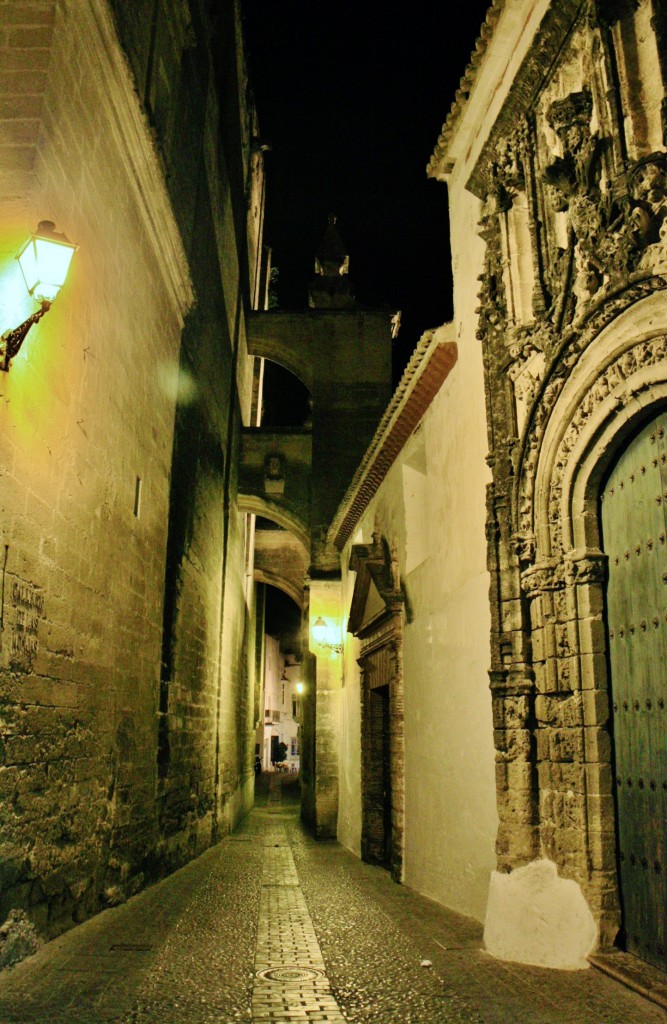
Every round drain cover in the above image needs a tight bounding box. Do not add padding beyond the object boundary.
[256,966,324,982]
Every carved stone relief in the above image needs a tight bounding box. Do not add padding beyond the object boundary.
[476,26,667,387]
[517,295,667,541]
[546,333,667,552]
[263,451,285,496]
[628,151,667,269]
[508,341,546,435]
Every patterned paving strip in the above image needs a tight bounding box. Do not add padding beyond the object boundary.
[252,827,346,1023]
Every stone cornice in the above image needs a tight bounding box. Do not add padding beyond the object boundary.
[72,0,195,322]
[428,0,587,195]
[329,327,458,552]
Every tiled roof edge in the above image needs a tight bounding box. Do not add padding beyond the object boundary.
[329,327,458,552]
[426,1,506,180]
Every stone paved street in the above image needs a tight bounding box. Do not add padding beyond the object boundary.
[0,776,664,1024]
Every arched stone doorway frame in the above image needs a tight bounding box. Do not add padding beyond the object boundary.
[513,280,667,949]
[348,534,405,883]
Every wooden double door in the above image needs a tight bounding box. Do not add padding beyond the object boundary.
[601,411,667,970]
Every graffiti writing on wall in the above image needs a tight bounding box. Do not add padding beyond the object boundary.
[9,580,45,668]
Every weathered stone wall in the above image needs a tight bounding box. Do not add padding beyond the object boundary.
[254,528,309,608]
[0,0,55,200]
[0,0,261,950]
[245,308,393,569]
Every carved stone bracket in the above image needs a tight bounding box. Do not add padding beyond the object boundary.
[510,531,536,566]
[564,548,608,586]
[348,532,403,639]
[521,559,564,599]
[264,451,286,495]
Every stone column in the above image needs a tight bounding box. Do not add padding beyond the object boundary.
[566,548,619,948]
[487,499,540,870]
[490,664,539,868]
[523,548,617,945]
[524,558,589,877]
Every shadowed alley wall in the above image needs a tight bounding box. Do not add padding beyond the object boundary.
[0,0,264,958]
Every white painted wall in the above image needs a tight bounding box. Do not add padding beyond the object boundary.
[337,0,555,929]
[401,332,497,922]
[338,312,497,919]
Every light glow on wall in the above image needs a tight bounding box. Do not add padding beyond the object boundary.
[311,615,343,655]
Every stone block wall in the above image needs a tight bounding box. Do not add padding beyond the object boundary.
[0,0,261,952]
[245,308,393,570]
[0,0,55,199]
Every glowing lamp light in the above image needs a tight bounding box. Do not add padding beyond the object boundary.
[312,615,343,655]
[1,221,78,371]
[312,616,328,645]
[17,222,77,302]
[295,681,304,695]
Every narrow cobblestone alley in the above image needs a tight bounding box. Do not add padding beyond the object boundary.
[0,776,663,1024]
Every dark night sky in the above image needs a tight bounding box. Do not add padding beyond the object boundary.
[243,3,491,634]
[242,1,491,380]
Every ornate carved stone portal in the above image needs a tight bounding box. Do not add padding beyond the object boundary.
[467,0,667,959]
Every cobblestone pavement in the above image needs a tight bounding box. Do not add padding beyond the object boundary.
[252,824,345,1023]
[0,775,664,1024]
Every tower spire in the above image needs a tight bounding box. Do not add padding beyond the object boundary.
[308,214,356,308]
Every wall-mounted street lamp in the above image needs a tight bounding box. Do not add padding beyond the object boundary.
[312,615,343,655]
[295,681,304,695]
[0,221,78,371]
